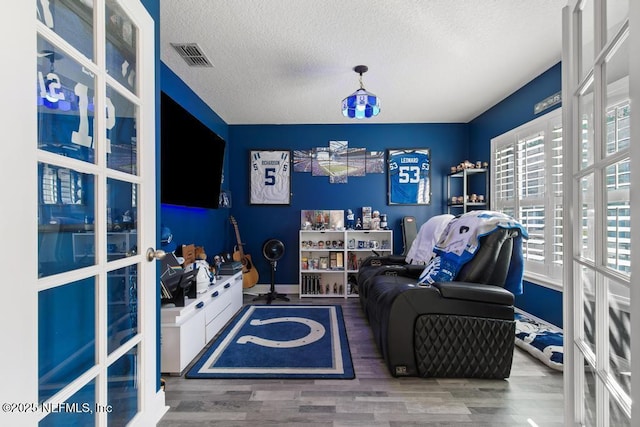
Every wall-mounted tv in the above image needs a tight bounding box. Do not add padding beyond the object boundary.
[161,92,225,209]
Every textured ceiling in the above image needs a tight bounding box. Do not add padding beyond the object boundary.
[160,0,564,125]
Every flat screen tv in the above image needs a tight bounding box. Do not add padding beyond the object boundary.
[161,92,225,209]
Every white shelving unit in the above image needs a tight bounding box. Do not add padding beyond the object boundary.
[299,229,392,298]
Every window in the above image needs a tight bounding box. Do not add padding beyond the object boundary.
[492,100,631,287]
[491,109,563,285]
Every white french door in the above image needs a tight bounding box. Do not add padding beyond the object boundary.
[0,1,164,426]
[562,0,638,425]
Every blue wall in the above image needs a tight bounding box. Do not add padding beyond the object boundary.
[468,62,563,328]
[228,123,468,285]
[468,62,562,162]
[520,280,563,328]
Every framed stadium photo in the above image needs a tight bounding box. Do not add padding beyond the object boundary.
[387,148,431,205]
[250,150,292,205]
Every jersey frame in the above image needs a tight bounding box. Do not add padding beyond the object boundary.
[249,149,292,205]
[387,148,431,205]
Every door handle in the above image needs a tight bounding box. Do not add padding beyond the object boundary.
[145,247,167,262]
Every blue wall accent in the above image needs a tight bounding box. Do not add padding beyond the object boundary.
[468,62,563,327]
[517,281,563,328]
[228,123,468,285]
[468,62,562,162]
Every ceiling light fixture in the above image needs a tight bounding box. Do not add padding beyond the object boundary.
[341,65,380,119]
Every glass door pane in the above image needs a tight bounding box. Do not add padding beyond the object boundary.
[106,85,138,175]
[609,400,631,426]
[107,265,138,354]
[580,264,597,355]
[38,163,96,277]
[607,278,631,398]
[106,179,137,260]
[38,277,96,402]
[36,0,95,61]
[605,159,630,275]
[39,380,96,426]
[107,345,139,426]
[606,0,628,43]
[105,0,138,95]
[583,361,598,426]
[604,35,630,158]
[37,36,96,163]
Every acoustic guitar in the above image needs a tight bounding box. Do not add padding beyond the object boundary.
[229,216,259,288]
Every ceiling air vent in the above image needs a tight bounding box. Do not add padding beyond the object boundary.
[171,43,213,67]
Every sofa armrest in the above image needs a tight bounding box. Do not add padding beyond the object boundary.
[398,264,424,279]
[431,281,514,306]
[385,255,408,264]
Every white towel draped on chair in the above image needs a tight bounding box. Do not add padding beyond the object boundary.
[418,210,528,294]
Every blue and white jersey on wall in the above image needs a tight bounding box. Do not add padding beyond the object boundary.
[388,150,430,204]
[250,151,291,204]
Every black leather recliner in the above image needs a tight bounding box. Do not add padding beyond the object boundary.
[357,227,520,379]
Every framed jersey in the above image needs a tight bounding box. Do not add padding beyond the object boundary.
[387,148,431,205]
[250,150,292,205]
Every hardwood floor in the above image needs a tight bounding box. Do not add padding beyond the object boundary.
[158,295,564,426]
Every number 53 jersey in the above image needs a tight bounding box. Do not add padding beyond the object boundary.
[388,150,430,204]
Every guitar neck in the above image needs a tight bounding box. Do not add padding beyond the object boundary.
[231,218,245,258]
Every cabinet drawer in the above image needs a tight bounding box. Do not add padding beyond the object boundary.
[205,302,234,342]
[204,276,242,340]
[204,286,233,324]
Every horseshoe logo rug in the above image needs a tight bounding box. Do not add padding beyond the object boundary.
[236,316,326,348]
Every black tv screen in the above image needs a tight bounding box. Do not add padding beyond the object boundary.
[161,92,225,209]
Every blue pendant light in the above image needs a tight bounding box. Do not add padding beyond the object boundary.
[341,65,380,119]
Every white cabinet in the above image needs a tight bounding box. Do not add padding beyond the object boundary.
[160,272,242,374]
[299,229,392,298]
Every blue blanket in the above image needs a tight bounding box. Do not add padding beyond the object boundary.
[418,211,528,294]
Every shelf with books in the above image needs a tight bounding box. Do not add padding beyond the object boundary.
[299,229,392,298]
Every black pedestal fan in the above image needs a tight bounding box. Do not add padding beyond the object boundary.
[253,238,290,304]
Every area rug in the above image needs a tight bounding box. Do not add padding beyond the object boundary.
[186,305,355,379]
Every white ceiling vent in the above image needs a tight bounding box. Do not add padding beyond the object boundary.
[171,43,213,67]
